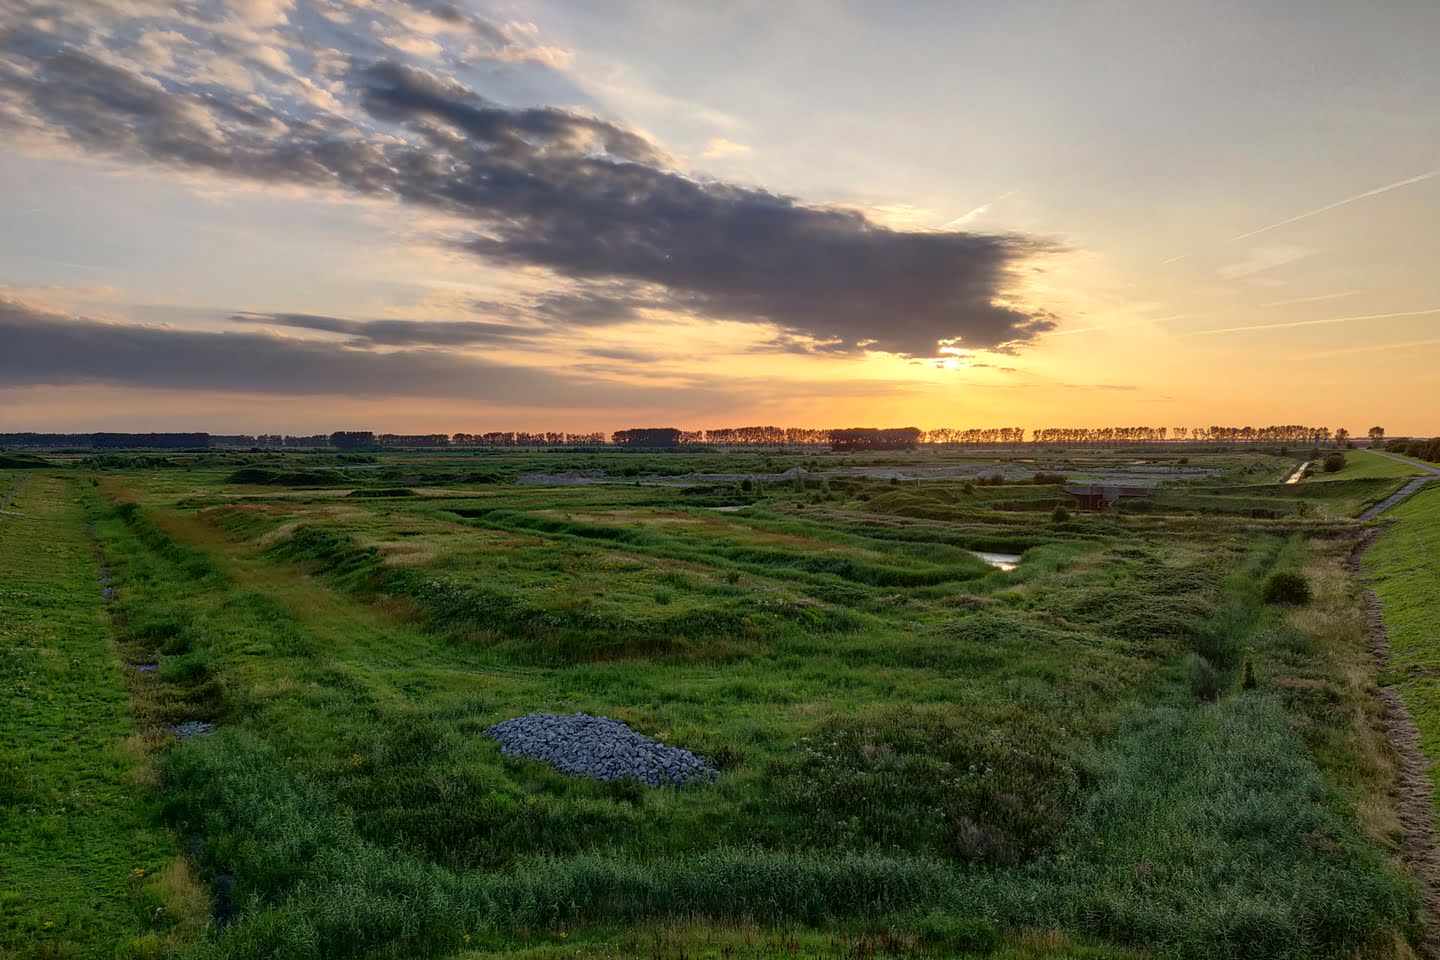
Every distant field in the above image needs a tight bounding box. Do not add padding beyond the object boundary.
[0,450,1426,958]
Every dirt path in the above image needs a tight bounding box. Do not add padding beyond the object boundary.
[1350,531,1440,956]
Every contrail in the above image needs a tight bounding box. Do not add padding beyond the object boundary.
[1229,170,1439,242]
[941,190,1017,229]
[1301,337,1440,359]
[1259,289,1362,308]
[1184,306,1440,337]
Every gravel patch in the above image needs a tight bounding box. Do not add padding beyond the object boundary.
[488,712,716,787]
[171,721,216,739]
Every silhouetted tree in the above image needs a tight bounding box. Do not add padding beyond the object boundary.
[829,427,923,451]
[330,431,376,450]
[612,428,683,447]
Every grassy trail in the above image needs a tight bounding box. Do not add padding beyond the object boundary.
[0,474,185,956]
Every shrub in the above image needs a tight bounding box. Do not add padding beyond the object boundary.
[1051,505,1071,523]
[1186,652,1222,702]
[159,649,213,684]
[1322,452,1345,473]
[1033,472,1066,485]
[1261,571,1311,605]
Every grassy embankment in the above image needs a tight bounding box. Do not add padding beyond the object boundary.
[0,472,205,957]
[53,455,1417,959]
[1366,485,1440,777]
[1318,451,1429,483]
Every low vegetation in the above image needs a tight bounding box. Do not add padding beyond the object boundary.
[1,449,1429,959]
[1261,570,1312,605]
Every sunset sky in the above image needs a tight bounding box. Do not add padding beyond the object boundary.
[2,0,1437,434]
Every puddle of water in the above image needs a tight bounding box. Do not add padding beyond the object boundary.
[970,550,1022,571]
[1285,461,1312,484]
[708,505,747,512]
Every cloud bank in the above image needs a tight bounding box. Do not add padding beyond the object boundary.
[0,294,699,406]
[0,0,1058,357]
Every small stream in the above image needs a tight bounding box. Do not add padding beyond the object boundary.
[970,550,1022,571]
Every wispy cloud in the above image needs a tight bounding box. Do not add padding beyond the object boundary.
[1217,245,1314,281]
[1183,306,1440,337]
[1229,170,1439,242]
[1259,289,1363,308]
[700,137,751,159]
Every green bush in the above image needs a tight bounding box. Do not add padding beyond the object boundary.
[1261,571,1311,605]
[1322,452,1346,473]
[1186,652,1222,702]
[1051,505,1071,522]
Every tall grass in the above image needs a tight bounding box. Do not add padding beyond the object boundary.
[81,472,1422,959]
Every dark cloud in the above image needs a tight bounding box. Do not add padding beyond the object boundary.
[0,6,1060,356]
[582,346,661,362]
[762,333,859,356]
[0,296,703,406]
[469,284,679,328]
[359,61,663,164]
[230,311,539,346]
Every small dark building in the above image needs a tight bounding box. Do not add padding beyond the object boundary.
[1063,484,1154,510]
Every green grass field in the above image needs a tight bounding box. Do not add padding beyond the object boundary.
[1,451,1430,959]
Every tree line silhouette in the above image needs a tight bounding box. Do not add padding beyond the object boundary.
[0,424,1414,451]
[612,424,1344,448]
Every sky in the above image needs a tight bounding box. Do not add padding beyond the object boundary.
[1,0,1437,435]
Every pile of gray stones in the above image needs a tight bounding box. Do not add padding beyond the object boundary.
[487,712,716,787]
